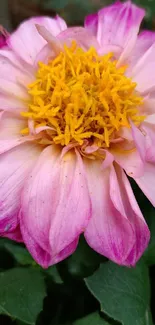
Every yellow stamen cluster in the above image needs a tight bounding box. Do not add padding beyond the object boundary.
[22,41,144,147]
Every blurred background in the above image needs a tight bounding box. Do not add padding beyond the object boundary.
[0,0,155,32]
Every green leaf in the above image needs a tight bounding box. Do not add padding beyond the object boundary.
[0,239,15,270]
[44,0,113,25]
[44,265,63,284]
[85,261,150,325]
[60,236,102,279]
[142,203,155,266]
[74,312,110,325]
[4,243,34,266]
[135,308,154,325]
[0,238,10,247]
[43,0,70,10]
[0,268,46,324]
[144,308,154,325]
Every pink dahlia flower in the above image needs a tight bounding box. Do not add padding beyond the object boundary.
[0,26,8,48]
[0,0,153,268]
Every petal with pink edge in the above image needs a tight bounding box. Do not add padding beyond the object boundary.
[143,97,155,115]
[58,27,100,51]
[0,94,28,114]
[134,162,155,206]
[144,114,155,125]
[0,49,34,86]
[131,119,155,163]
[20,146,91,267]
[0,78,29,100]
[20,219,78,268]
[129,30,155,70]
[3,225,23,243]
[84,160,135,265]
[0,48,33,113]
[131,43,155,94]
[33,25,63,68]
[112,145,144,178]
[84,13,98,35]
[141,123,155,163]
[0,143,41,237]
[144,115,155,162]
[34,44,54,68]
[0,112,39,154]
[110,165,150,265]
[85,161,149,265]
[18,221,52,268]
[131,122,146,161]
[8,16,67,65]
[0,112,26,139]
[85,0,144,58]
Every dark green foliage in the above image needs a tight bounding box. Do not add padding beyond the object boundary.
[25,0,155,27]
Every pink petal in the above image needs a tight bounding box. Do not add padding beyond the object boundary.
[55,15,67,31]
[0,49,34,73]
[116,121,155,171]
[110,165,150,265]
[38,15,67,34]
[49,149,91,253]
[144,114,155,125]
[142,98,155,115]
[58,27,100,51]
[18,221,52,268]
[84,160,149,266]
[7,16,67,65]
[117,30,137,66]
[33,26,63,67]
[84,160,135,265]
[0,49,34,85]
[0,143,41,237]
[36,25,63,55]
[0,49,34,109]
[129,30,155,69]
[131,122,146,161]
[0,26,9,48]
[85,0,144,58]
[0,113,38,154]
[119,127,133,141]
[34,44,53,68]
[0,35,7,48]
[84,13,98,35]
[131,43,155,94]
[134,162,155,206]
[20,220,78,268]
[141,124,155,163]
[0,94,28,114]
[20,146,91,267]
[0,112,26,139]
[0,58,33,97]
[0,49,34,112]
[131,119,155,163]
[112,146,144,178]
[101,150,114,169]
[0,78,29,100]
[4,225,23,243]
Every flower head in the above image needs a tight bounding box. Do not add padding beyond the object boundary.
[0,1,153,267]
[22,43,144,148]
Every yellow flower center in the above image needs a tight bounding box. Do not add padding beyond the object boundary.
[22,41,144,148]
